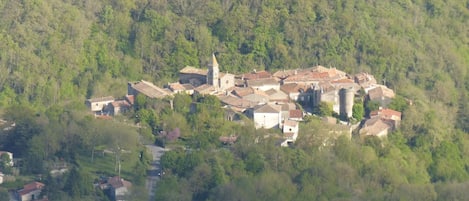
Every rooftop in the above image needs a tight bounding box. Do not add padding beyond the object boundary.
[368,85,395,100]
[179,66,208,75]
[239,70,272,80]
[18,181,45,196]
[111,100,131,108]
[280,83,308,94]
[130,80,171,99]
[254,104,281,113]
[194,84,216,95]
[246,78,279,87]
[289,109,303,119]
[370,108,402,120]
[108,176,132,189]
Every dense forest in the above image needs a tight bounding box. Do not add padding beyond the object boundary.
[0,0,468,200]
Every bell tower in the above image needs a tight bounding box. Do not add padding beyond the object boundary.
[207,53,219,88]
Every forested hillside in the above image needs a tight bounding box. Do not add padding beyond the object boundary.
[0,0,468,200]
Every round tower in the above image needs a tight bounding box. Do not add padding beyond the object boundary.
[339,87,354,119]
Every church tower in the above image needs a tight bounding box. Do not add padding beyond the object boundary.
[207,53,219,88]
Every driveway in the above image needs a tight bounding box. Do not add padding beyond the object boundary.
[145,145,167,201]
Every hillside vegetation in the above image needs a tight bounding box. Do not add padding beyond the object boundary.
[0,0,468,200]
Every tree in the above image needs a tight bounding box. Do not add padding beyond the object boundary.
[64,167,93,198]
[352,103,364,121]
[388,95,408,112]
[316,102,333,116]
[365,100,380,117]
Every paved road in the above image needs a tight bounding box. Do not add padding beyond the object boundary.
[145,145,167,201]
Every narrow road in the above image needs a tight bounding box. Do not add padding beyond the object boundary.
[145,145,166,201]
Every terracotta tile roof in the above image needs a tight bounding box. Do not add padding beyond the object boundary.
[272,69,299,79]
[18,182,45,196]
[125,95,134,105]
[360,117,393,137]
[168,82,186,91]
[247,78,279,87]
[354,72,377,86]
[181,84,195,90]
[368,85,395,100]
[283,71,330,83]
[179,66,208,75]
[370,108,402,121]
[231,87,255,97]
[194,84,216,94]
[289,110,303,119]
[130,80,170,99]
[254,104,281,113]
[111,100,130,108]
[280,83,308,94]
[239,70,272,80]
[108,176,132,189]
[219,95,258,108]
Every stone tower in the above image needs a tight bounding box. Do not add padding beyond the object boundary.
[339,88,354,119]
[207,53,219,88]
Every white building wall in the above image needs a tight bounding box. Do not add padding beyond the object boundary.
[253,112,281,129]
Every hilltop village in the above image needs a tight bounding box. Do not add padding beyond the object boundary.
[86,54,403,146]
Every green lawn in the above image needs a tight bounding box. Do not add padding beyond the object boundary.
[77,148,142,182]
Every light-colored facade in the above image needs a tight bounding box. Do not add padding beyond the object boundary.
[17,182,45,201]
[253,104,282,129]
[85,96,115,112]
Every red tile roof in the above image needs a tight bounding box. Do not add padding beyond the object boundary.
[18,182,45,196]
[289,110,303,119]
[280,83,309,94]
[239,70,272,80]
[111,100,130,108]
[370,108,402,120]
[125,95,134,105]
[108,176,132,189]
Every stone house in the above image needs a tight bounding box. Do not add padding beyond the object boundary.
[107,176,132,201]
[253,104,282,129]
[246,78,280,91]
[370,108,402,128]
[127,80,171,99]
[179,66,208,87]
[17,181,45,201]
[85,96,115,112]
[365,85,395,107]
[283,120,299,142]
[359,117,394,138]
[110,100,131,115]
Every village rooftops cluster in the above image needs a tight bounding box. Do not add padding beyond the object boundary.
[86,54,402,143]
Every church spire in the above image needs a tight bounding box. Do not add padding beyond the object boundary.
[207,53,219,88]
[210,53,219,68]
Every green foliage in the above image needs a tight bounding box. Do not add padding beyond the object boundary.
[352,102,365,121]
[388,95,409,112]
[365,100,380,117]
[316,101,333,116]
[0,0,468,200]
[65,167,93,198]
